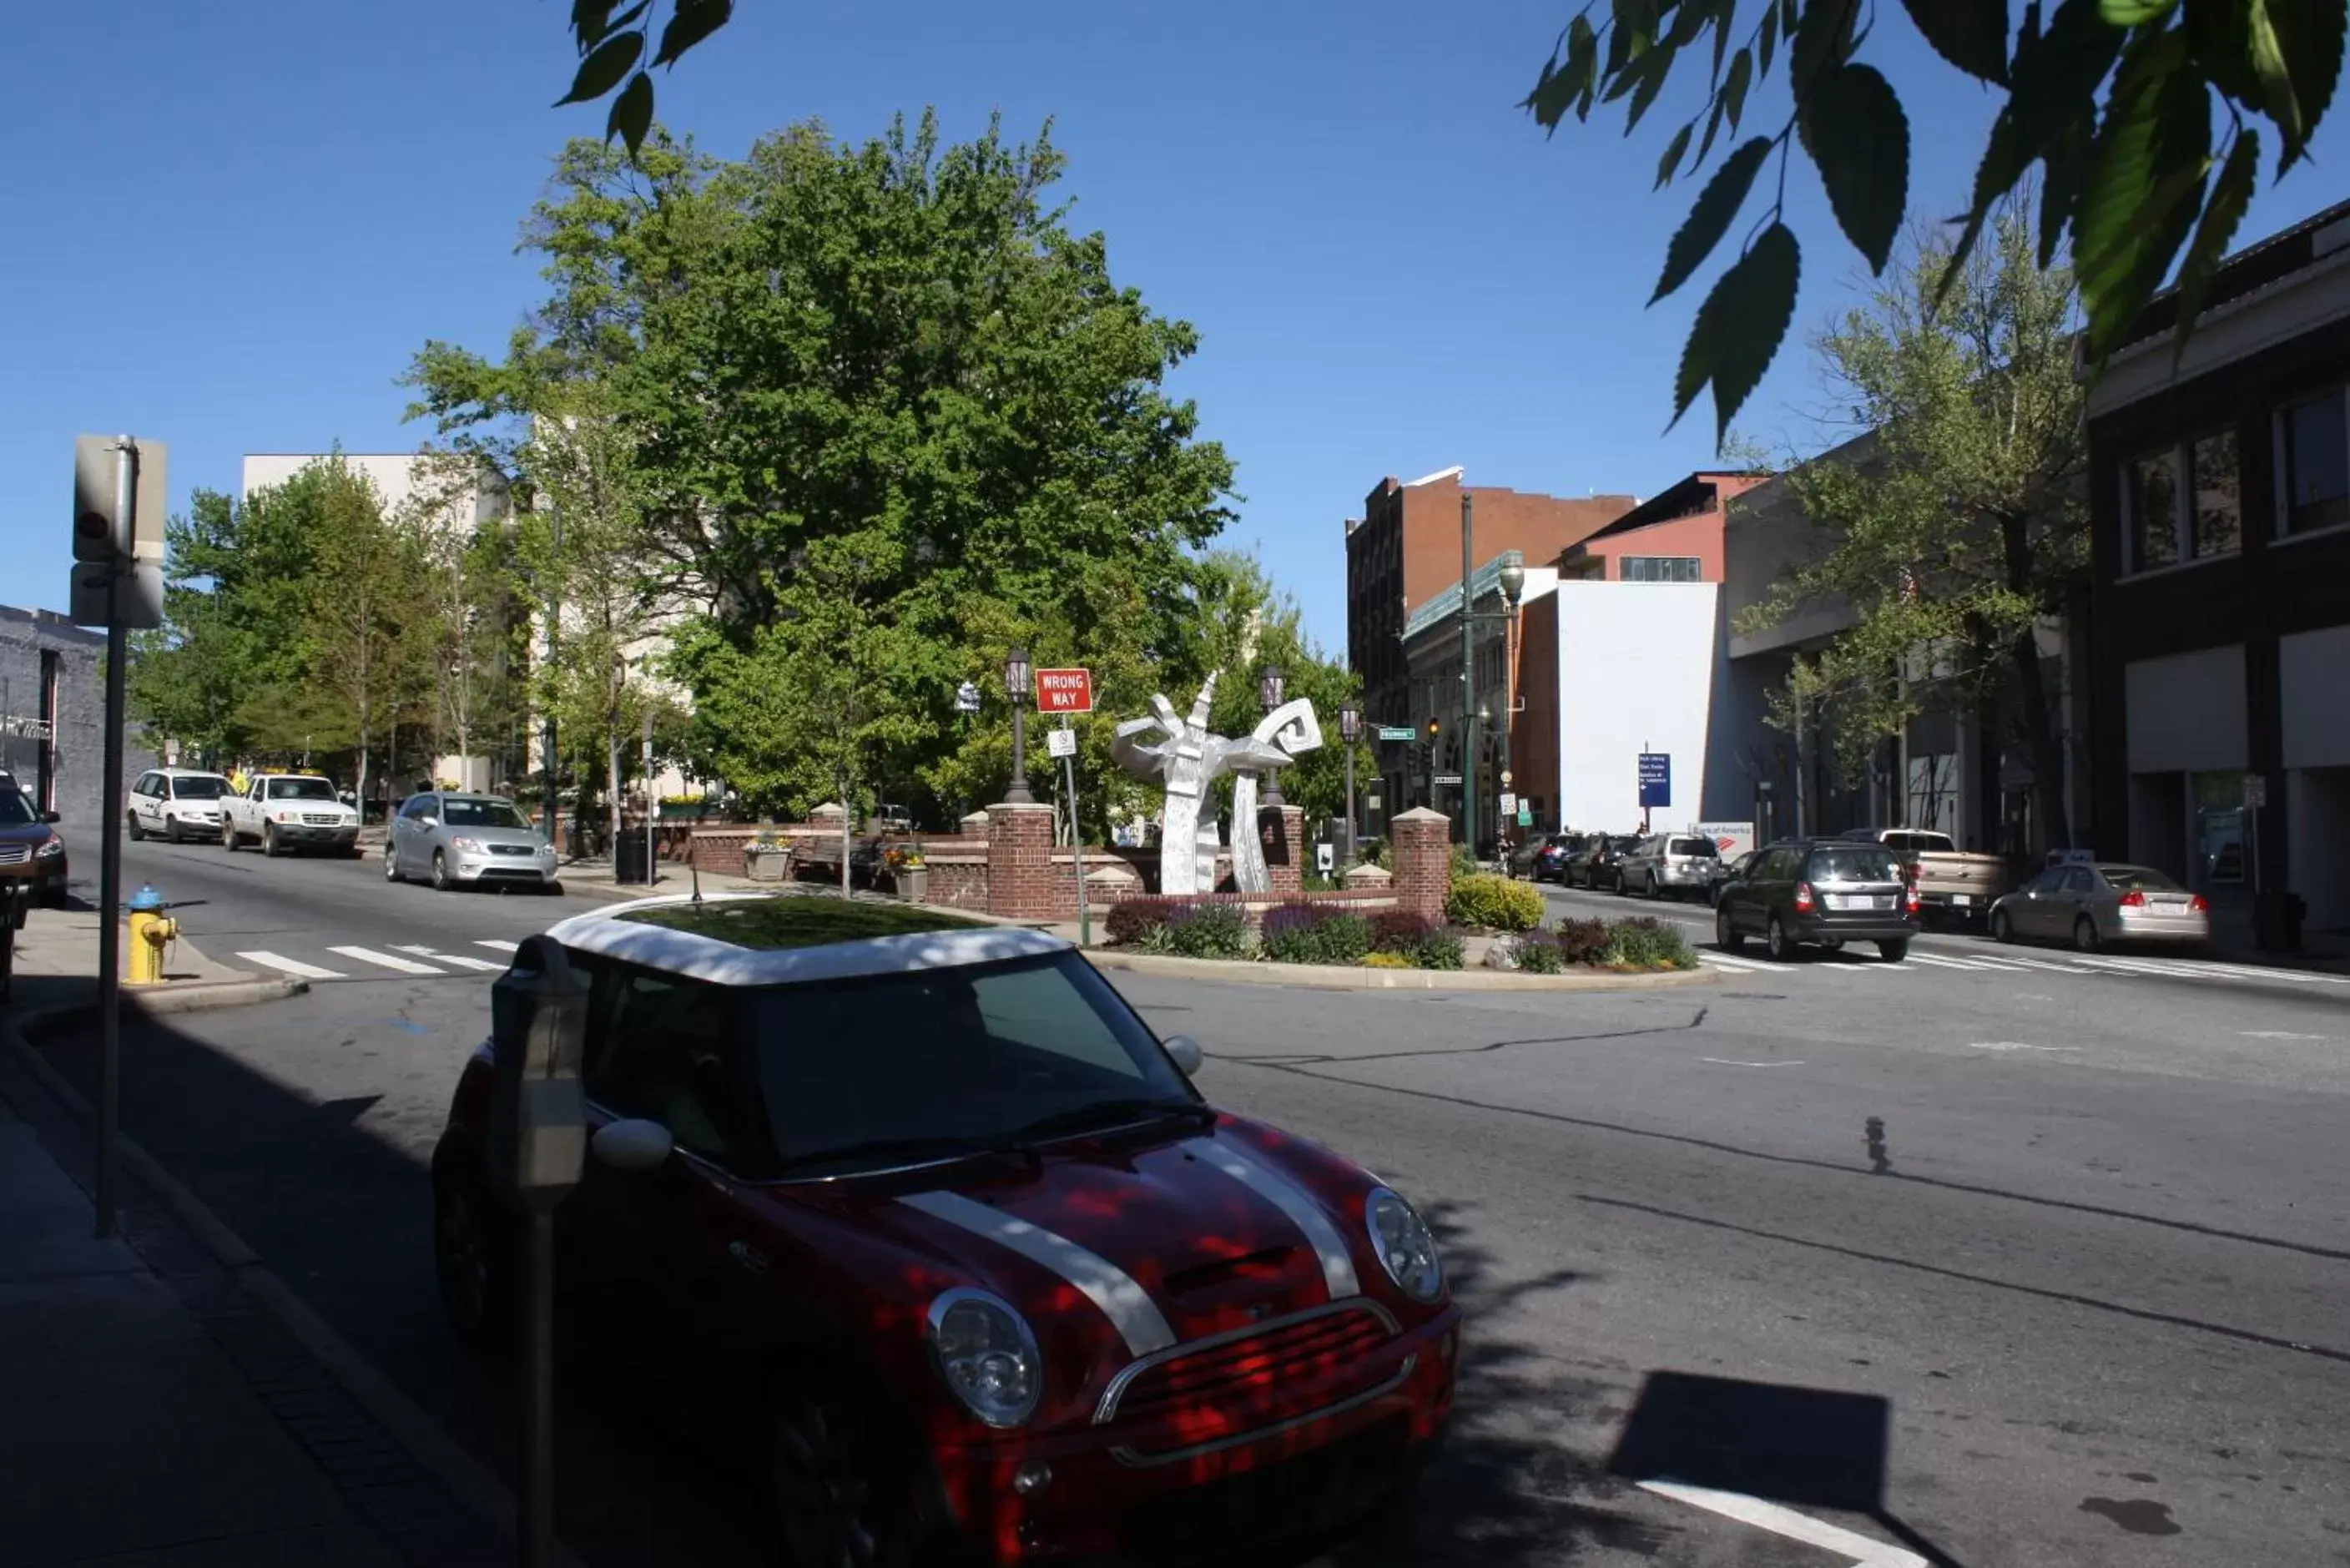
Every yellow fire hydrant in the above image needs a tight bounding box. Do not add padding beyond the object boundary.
[128,883,177,986]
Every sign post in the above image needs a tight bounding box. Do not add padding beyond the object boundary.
[642,705,656,888]
[1037,670,1093,945]
[72,434,166,1241]
[1637,749,1672,834]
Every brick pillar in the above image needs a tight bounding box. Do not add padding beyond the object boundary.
[1390,807,1451,924]
[961,809,991,839]
[986,802,1059,920]
[1261,804,1307,896]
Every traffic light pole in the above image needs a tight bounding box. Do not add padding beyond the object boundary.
[92,438,134,1240]
[1459,492,1477,853]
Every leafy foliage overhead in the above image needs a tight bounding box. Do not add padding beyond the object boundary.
[1520,0,2341,441]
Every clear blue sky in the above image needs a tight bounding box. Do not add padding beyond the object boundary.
[7,2,2343,650]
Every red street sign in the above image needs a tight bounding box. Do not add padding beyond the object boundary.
[1035,668,1094,713]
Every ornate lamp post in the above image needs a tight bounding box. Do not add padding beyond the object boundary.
[1004,645,1035,804]
[1257,666,1287,805]
[1338,698,1362,869]
[1497,560,1525,858]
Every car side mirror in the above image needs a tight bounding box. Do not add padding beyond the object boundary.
[39,811,59,824]
[592,1118,674,1172]
[419,816,438,829]
[1162,1034,1204,1077]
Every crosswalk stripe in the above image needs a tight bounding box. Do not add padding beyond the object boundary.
[1984,955,2087,973]
[1702,954,1771,973]
[1964,955,2040,970]
[1908,952,1989,971]
[475,940,519,954]
[396,945,505,972]
[237,950,346,981]
[2182,960,2350,986]
[327,945,446,976]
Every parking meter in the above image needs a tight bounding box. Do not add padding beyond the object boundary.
[487,935,588,1212]
[487,935,586,1568]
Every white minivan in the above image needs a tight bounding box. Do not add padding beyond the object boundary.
[127,768,234,844]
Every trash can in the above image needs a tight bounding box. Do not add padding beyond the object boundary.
[615,833,653,886]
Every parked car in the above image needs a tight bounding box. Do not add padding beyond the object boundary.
[1517,832,1586,882]
[1989,862,2211,951]
[1707,849,1760,907]
[431,891,1460,1564]
[386,791,559,892]
[1717,838,1919,961]
[0,785,66,906]
[220,774,361,856]
[1838,828,2007,928]
[1566,834,1643,890]
[126,768,232,844]
[1619,831,1721,900]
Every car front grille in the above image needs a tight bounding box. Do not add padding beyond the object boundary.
[300,814,342,826]
[1116,1414,1413,1561]
[489,844,535,857]
[0,845,28,865]
[1102,1303,1394,1426]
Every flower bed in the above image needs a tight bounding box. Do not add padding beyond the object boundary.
[1506,915,1697,974]
[1109,898,1465,971]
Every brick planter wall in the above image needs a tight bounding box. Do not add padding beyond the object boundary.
[1390,807,1450,924]
[986,802,1059,920]
[1260,804,1308,895]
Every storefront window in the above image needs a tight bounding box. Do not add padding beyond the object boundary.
[2191,430,2241,558]
[2128,451,2179,569]
[2192,770,2247,897]
[2282,388,2348,535]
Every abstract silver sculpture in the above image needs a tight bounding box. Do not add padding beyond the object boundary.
[1112,673,1323,895]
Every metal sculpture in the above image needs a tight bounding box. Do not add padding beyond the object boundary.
[1111,673,1323,895]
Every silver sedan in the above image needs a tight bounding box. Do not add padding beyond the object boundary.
[1989,862,2211,951]
[384,792,559,893]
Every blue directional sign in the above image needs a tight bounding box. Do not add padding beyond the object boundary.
[1638,752,1672,809]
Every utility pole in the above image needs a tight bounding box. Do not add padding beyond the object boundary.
[1459,491,1477,851]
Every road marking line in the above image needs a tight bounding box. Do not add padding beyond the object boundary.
[1907,952,1988,971]
[1964,955,2040,971]
[474,939,519,954]
[1986,955,2090,973]
[1701,954,1771,973]
[2189,961,2350,986]
[327,945,446,976]
[395,945,504,972]
[1965,1041,2080,1052]
[236,950,346,981]
[1637,1480,1926,1566]
[1813,963,1889,976]
[1700,1058,1806,1067]
[2242,1031,2327,1041]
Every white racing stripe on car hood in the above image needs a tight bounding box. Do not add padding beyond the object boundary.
[900,1190,1177,1357]
[1183,1137,1362,1300]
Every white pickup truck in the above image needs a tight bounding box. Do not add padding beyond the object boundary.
[1839,827,2008,927]
[220,774,361,857]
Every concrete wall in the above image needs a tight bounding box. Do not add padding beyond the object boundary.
[1549,582,1722,834]
[0,604,156,827]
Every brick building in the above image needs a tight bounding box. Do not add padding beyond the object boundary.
[1344,466,1632,834]
[2085,198,2350,950]
[1552,471,1764,582]
[1,603,156,828]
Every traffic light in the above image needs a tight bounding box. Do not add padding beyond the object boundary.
[73,436,128,563]
[1425,716,1440,743]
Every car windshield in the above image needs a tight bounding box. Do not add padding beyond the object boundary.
[1902,832,1957,852]
[743,952,1200,1177]
[1609,835,1642,851]
[442,798,532,829]
[0,790,37,827]
[2100,865,2182,892]
[1807,845,1903,882]
[1667,837,1717,856]
[169,776,227,799]
[267,779,337,801]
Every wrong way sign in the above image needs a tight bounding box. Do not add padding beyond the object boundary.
[1036,668,1094,713]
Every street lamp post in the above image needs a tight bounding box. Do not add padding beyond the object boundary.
[1339,699,1361,870]
[1004,645,1035,804]
[1257,666,1286,805]
[1497,560,1525,861]
[1459,492,1476,850]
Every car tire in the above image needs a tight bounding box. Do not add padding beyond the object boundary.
[2073,915,2100,952]
[1717,906,1745,953]
[431,1169,512,1353]
[431,850,452,892]
[262,823,281,858]
[770,1389,925,1568]
[1878,938,1909,962]
[166,816,185,844]
[1989,909,2014,944]
[222,819,240,850]
[1767,913,1798,961]
[383,846,401,883]
[126,812,144,842]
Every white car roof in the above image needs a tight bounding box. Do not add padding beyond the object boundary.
[539,890,1071,988]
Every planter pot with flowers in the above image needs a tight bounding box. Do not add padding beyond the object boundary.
[744,835,794,882]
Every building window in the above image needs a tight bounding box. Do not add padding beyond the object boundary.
[1619,556,1702,582]
[2191,431,2241,558]
[2127,451,2179,569]
[2281,387,2348,536]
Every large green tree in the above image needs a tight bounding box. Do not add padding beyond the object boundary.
[1737,206,2086,847]
[407,112,1238,824]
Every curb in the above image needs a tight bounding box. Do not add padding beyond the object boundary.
[1084,950,1719,991]
[2,996,578,1568]
[21,976,310,1019]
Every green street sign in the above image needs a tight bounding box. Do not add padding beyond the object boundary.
[1378,726,1416,742]
[1517,807,1533,825]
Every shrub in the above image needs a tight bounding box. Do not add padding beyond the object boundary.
[1369,910,1439,953]
[1446,873,1545,932]
[1553,917,1611,966]
[1106,900,1171,947]
[1162,901,1249,960]
[1414,931,1466,970]
[1511,935,1566,974]
[1259,903,1373,966]
[1448,844,1480,881]
[1364,837,1392,870]
[1605,915,1697,971]
[1361,950,1413,969]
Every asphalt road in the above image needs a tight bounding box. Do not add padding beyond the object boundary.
[36,833,2350,1565]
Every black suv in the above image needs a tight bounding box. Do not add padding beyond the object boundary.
[1716,838,1918,961]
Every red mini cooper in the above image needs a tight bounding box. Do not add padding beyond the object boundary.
[431,891,1460,1565]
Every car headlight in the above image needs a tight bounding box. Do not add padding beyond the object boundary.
[36,834,64,859]
[450,836,486,854]
[1364,1187,1445,1303]
[926,1288,1042,1428]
